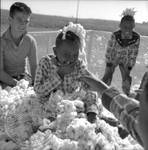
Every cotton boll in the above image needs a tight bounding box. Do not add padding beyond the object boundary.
[0,89,8,99]
[61,100,76,113]
[78,140,94,150]
[73,100,85,113]
[95,133,109,149]
[30,131,46,146]
[59,139,78,150]
[66,118,96,141]
[48,134,64,150]
[77,113,86,118]
[56,112,77,132]
[17,79,29,89]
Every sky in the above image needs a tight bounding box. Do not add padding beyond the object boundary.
[1,0,148,23]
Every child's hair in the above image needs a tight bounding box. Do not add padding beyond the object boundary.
[120,8,136,24]
[56,31,81,49]
[9,2,32,18]
[55,22,87,64]
[121,15,135,24]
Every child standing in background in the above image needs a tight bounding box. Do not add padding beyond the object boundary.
[34,22,99,123]
[102,8,140,95]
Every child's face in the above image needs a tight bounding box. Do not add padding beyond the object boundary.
[9,11,30,35]
[120,21,135,39]
[54,41,79,65]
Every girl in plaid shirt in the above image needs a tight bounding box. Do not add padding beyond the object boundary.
[102,8,140,95]
[34,22,99,123]
[80,74,148,149]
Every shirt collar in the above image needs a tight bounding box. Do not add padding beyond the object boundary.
[3,27,27,41]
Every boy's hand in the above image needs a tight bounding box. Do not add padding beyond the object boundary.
[87,112,97,123]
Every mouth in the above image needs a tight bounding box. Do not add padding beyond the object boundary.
[58,60,76,67]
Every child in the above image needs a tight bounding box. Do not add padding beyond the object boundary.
[79,74,148,149]
[0,2,37,88]
[102,8,140,95]
[34,22,99,123]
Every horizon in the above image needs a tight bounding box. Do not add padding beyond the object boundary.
[1,0,148,23]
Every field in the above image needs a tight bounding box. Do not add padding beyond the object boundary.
[29,30,148,92]
[1,8,148,93]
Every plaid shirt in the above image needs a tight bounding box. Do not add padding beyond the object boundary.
[34,55,98,114]
[105,30,140,68]
[102,87,143,146]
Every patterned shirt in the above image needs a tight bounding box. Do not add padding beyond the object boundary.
[105,30,140,68]
[102,87,143,146]
[34,55,98,114]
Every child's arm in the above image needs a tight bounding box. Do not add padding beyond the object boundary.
[102,88,143,145]
[79,76,143,146]
[34,57,62,98]
[78,62,100,122]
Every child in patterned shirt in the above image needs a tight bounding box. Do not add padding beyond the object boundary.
[102,8,140,95]
[34,22,99,123]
